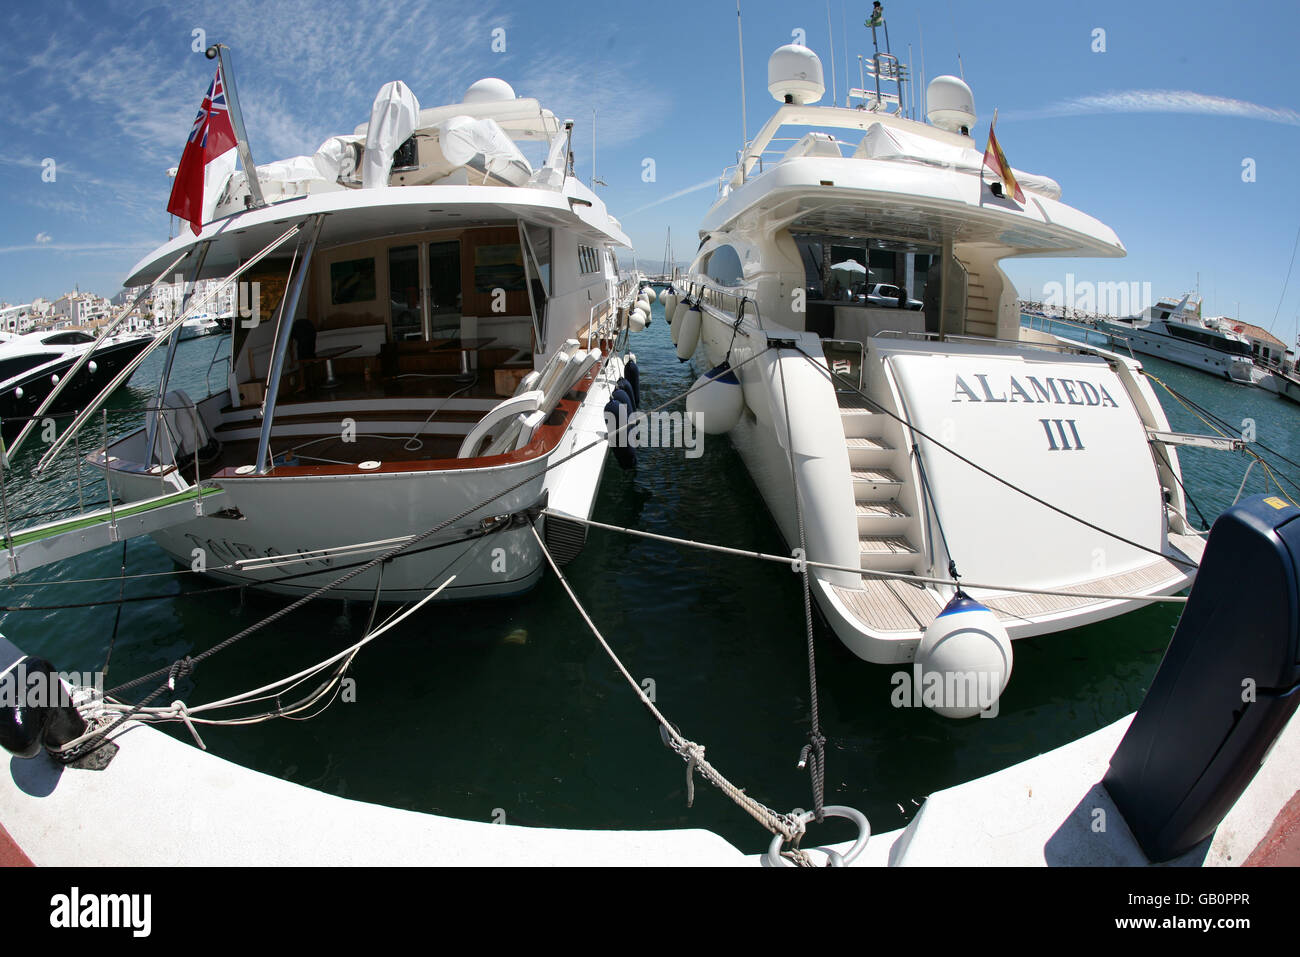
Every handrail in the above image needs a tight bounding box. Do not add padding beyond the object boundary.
[33,220,306,475]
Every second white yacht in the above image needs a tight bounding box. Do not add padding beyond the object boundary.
[1099,296,1257,383]
[669,41,1204,683]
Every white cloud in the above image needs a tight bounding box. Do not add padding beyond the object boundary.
[0,240,155,255]
[627,178,718,216]
[1006,90,1300,126]
[34,232,51,244]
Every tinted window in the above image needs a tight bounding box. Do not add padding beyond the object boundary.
[703,245,745,286]
[42,332,95,345]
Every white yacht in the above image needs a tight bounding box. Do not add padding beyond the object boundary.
[670,42,1204,670]
[179,314,221,340]
[38,64,641,602]
[1099,296,1257,383]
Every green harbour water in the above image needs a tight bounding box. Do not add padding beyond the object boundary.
[3,307,1297,853]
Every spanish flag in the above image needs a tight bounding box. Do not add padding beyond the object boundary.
[982,109,1024,204]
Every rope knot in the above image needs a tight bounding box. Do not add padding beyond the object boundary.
[167,656,195,690]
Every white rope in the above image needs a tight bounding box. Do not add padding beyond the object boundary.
[93,574,457,728]
[543,511,1190,605]
[528,524,813,858]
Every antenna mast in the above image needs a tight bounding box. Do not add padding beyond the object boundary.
[826,1,837,107]
[736,1,748,149]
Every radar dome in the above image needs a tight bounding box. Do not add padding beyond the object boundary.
[768,44,824,105]
[926,75,976,134]
[463,78,516,104]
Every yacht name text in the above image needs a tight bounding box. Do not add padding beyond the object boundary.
[951,373,1120,408]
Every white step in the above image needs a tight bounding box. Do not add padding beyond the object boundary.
[845,435,894,469]
[852,468,903,502]
[856,501,910,536]
[840,409,886,439]
[858,535,921,572]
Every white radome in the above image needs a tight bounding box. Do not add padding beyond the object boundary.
[926,75,976,133]
[463,77,516,104]
[768,44,824,105]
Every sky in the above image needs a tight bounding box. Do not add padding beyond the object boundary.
[1,0,1297,341]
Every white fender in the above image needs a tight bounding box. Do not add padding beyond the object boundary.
[686,363,745,434]
[915,593,1013,719]
[674,305,701,360]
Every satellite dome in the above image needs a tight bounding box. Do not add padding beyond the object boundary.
[463,78,516,104]
[926,75,976,134]
[768,44,824,105]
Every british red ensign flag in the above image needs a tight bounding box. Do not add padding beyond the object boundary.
[166,67,238,235]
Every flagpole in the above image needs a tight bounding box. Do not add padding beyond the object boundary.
[206,44,266,209]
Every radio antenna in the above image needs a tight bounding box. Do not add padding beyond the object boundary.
[736,0,748,148]
[827,1,837,106]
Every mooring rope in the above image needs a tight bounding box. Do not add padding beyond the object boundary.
[59,342,779,761]
[544,514,1191,603]
[527,523,818,865]
[772,346,827,823]
[1145,371,1300,509]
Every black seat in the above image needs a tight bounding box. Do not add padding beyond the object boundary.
[290,319,317,360]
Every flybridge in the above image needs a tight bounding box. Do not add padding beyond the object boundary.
[952,373,1122,408]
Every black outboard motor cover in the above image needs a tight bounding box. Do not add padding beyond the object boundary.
[1104,494,1300,862]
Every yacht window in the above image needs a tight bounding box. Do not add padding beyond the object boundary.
[473,244,526,292]
[41,332,95,345]
[330,257,377,305]
[388,245,423,341]
[428,240,462,340]
[523,224,552,295]
[702,245,745,287]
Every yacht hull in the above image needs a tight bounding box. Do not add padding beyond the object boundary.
[1099,322,1255,383]
[695,307,1201,663]
[99,361,623,603]
[0,338,151,445]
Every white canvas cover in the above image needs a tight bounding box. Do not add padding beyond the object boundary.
[362,81,421,188]
[438,115,532,185]
[313,135,363,182]
[854,122,1062,200]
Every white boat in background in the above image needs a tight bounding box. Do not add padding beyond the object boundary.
[668,40,1205,691]
[1099,295,1258,383]
[31,61,643,603]
[179,313,221,340]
